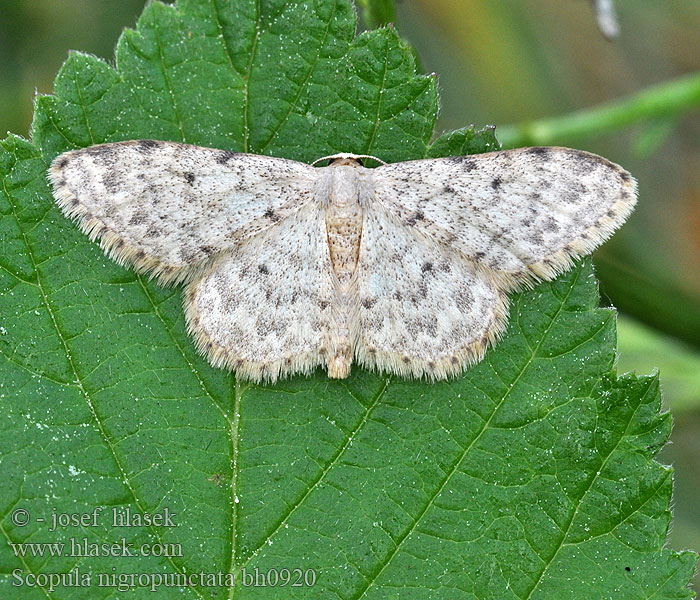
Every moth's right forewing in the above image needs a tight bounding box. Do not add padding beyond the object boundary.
[371,148,637,287]
[49,141,317,284]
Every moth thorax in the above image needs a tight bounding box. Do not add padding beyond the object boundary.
[326,167,363,289]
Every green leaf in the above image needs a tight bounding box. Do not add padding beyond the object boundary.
[428,124,501,157]
[0,1,695,598]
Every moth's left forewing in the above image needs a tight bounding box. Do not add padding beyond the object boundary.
[371,147,637,289]
[49,141,318,285]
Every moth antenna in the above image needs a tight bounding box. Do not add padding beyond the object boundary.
[312,153,386,166]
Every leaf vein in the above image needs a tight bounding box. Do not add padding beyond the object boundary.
[259,3,338,153]
[354,266,584,599]
[2,169,202,599]
[238,378,391,570]
[522,377,656,599]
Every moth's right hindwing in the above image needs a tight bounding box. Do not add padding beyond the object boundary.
[354,205,508,379]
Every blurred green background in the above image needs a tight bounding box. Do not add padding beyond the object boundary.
[1,0,698,588]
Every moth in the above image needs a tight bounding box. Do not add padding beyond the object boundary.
[49,141,636,382]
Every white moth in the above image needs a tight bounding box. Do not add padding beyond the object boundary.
[49,141,636,382]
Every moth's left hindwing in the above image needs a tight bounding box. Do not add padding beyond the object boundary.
[184,203,336,383]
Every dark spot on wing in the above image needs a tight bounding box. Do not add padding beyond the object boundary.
[568,149,604,174]
[200,245,214,255]
[258,264,269,275]
[448,156,477,172]
[474,251,486,260]
[216,150,238,164]
[421,261,433,273]
[129,211,146,226]
[406,210,424,226]
[527,147,551,160]
[86,145,113,156]
[455,289,474,311]
[137,140,160,152]
[179,247,196,263]
[55,155,70,170]
[361,298,375,309]
[264,208,280,222]
[491,176,503,190]
[102,171,119,192]
[543,217,558,233]
[184,172,195,184]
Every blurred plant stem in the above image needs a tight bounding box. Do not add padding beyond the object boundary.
[357,0,396,28]
[497,71,700,148]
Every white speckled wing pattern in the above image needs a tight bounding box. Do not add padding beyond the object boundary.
[49,142,637,382]
[183,203,337,382]
[372,147,637,287]
[49,140,317,284]
[355,206,507,379]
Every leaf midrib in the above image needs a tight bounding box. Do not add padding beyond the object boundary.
[258,2,338,154]
[233,377,391,581]
[242,0,262,152]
